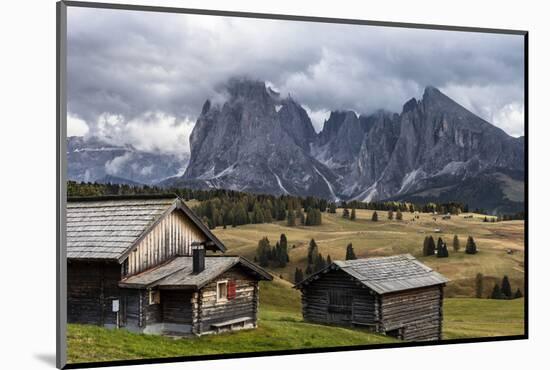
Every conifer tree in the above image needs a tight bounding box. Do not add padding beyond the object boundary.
[342,208,350,219]
[327,254,332,265]
[501,275,512,299]
[475,273,484,298]
[465,236,478,254]
[423,236,430,256]
[427,236,436,256]
[388,210,394,220]
[491,283,502,299]
[372,211,379,222]
[396,210,403,221]
[256,237,271,267]
[350,207,356,220]
[308,239,319,265]
[345,243,357,260]
[452,235,460,252]
[436,237,444,256]
[315,253,326,272]
[329,203,337,213]
[287,208,296,226]
[305,264,313,276]
[513,288,523,299]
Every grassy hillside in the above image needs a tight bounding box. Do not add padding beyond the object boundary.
[212,208,524,298]
[67,277,524,364]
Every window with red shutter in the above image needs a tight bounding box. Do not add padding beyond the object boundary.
[227,280,237,300]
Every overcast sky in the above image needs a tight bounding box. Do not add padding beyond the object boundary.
[67,7,525,155]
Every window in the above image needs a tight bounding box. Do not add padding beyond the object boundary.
[217,280,228,301]
[149,290,161,305]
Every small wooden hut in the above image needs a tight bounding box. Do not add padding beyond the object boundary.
[294,254,448,341]
[67,195,272,336]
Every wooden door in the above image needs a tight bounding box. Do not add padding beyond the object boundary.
[327,290,353,324]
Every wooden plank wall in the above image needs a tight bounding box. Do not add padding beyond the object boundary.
[379,286,443,341]
[160,290,193,325]
[67,260,121,326]
[301,269,376,326]
[195,267,258,334]
[127,210,207,276]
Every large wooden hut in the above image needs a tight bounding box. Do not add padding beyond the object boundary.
[67,195,272,336]
[294,254,448,341]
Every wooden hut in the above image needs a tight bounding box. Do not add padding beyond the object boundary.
[294,254,448,341]
[67,195,272,336]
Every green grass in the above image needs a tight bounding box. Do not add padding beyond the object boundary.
[67,278,395,364]
[443,297,525,339]
[67,278,524,364]
[212,209,524,298]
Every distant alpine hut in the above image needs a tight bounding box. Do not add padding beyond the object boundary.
[294,254,448,341]
[67,195,272,336]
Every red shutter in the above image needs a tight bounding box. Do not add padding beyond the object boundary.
[227,280,237,300]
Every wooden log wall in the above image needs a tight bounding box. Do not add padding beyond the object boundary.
[67,260,121,326]
[301,269,377,326]
[159,290,193,325]
[379,286,443,341]
[195,267,258,334]
[126,210,207,276]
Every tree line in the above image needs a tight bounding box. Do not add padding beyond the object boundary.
[422,235,478,257]
[255,234,290,268]
[294,242,358,283]
[475,273,523,299]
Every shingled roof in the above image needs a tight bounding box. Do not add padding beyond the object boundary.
[66,194,226,261]
[294,254,448,294]
[119,256,272,289]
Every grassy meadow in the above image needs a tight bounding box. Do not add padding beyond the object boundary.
[67,206,525,364]
[212,208,525,298]
[67,277,524,363]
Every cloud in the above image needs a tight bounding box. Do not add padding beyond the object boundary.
[67,7,525,151]
[67,113,89,136]
[105,152,133,175]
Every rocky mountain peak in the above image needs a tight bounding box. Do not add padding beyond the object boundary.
[226,77,270,102]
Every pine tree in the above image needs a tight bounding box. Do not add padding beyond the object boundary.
[423,236,430,256]
[452,235,460,252]
[342,208,350,219]
[287,209,296,226]
[441,242,449,257]
[327,254,332,265]
[308,239,319,265]
[305,264,313,276]
[294,268,304,284]
[475,273,484,298]
[350,207,356,220]
[345,243,357,260]
[256,237,271,267]
[328,203,337,213]
[465,236,478,254]
[278,234,289,267]
[491,283,502,299]
[513,288,523,299]
[396,210,403,221]
[427,236,436,256]
[388,210,394,220]
[436,237,444,256]
[501,275,512,299]
[372,211,379,222]
[315,253,326,272]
